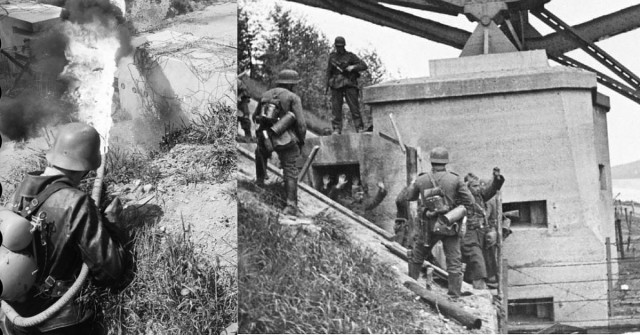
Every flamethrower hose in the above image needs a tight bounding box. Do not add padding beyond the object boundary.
[1,156,106,327]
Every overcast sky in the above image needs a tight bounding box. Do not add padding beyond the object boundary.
[242,0,640,167]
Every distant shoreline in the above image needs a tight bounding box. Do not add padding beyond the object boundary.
[613,178,640,203]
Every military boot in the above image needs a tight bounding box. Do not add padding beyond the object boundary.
[408,262,422,280]
[447,273,472,298]
[283,177,298,217]
[255,155,267,186]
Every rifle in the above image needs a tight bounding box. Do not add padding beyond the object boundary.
[330,58,360,80]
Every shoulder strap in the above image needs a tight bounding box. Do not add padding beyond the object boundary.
[427,171,439,188]
[19,181,74,218]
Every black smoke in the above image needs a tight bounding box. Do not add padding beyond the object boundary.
[0,94,76,141]
[62,0,133,61]
[0,0,134,141]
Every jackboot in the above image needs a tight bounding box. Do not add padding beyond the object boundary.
[447,273,473,297]
[408,262,422,280]
[283,177,298,217]
[255,152,267,186]
[472,279,487,290]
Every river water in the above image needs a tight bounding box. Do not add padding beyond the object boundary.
[613,179,640,203]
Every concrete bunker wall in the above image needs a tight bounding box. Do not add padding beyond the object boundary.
[362,51,614,328]
[303,133,406,231]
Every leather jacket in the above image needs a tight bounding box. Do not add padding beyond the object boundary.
[6,172,125,332]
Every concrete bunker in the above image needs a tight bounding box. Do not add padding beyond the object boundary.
[301,50,616,330]
[311,162,361,191]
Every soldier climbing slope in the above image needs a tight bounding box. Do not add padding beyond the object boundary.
[395,147,475,298]
[326,36,368,134]
[462,169,505,290]
[253,69,307,217]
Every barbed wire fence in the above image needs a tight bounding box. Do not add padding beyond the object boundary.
[501,203,640,332]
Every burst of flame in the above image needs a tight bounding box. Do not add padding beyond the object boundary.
[60,19,120,155]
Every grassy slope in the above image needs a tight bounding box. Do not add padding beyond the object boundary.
[238,181,471,334]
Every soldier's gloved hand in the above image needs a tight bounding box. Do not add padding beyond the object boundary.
[322,175,331,188]
[394,218,407,233]
[377,181,385,190]
[485,228,497,248]
[346,65,356,72]
[104,197,123,223]
[337,174,347,189]
[425,210,437,219]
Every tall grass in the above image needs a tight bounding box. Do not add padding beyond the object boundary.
[84,207,237,334]
[238,184,444,334]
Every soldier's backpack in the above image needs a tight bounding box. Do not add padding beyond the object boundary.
[420,172,466,237]
[255,94,297,153]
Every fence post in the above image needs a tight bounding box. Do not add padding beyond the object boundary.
[497,190,507,333]
[615,218,624,258]
[502,259,509,333]
[606,237,613,318]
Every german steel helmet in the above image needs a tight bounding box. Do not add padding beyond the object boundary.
[275,69,301,84]
[46,123,102,171]
[334,36,346,46]
[429,146,450,164]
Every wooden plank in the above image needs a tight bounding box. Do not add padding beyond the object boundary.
[405,281,483,330]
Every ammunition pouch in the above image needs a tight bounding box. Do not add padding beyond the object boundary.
[422,187,449,214]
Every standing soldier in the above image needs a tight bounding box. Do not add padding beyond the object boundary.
[395,147,475,297]
[481,178,513,287]
[462,170,504,290]
[252,69,307,216]
[1,123,125,334]
[326,36,368,134]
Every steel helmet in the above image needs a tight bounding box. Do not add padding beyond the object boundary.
[275,69,301,85]
[0,209,32,251]
[0,246,37,301]
[334,36,346,46]
[46,123,102,171]
[429,146,449,164]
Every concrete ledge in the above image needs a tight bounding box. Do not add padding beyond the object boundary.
[364,67,597,104]
[429,50,549,77]
[594,92,611,112]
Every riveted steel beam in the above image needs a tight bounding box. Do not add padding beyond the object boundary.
[551,54,640,106]
[532,7,640,91]
[527,4,640,56]
[373,0,462,16]
[286,0,471,49]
